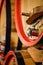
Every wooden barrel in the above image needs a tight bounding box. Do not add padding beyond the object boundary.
[15,50,35,65]
[15,0,43,46]
[27,47,43,62]
[11,32,29,50]
[3,50,35,65]
[1,0,28,50]
[2,51,17,65]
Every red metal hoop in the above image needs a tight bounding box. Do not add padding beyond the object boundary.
[2,51,16,65]
[15,0,43,46]
[0,0,5,16]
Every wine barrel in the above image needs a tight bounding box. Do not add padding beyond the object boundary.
[27,47,43,62]
[3,50,35,65]
[2,51,17,65]
[11,32,29,50]
[15,50,35,65]
[15,0,43,46]
[1,0,28,50]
